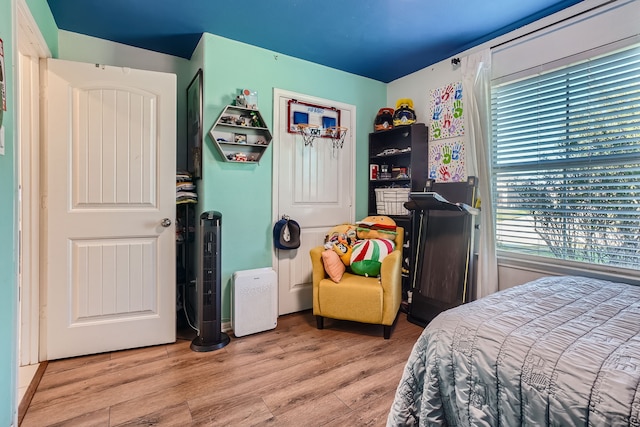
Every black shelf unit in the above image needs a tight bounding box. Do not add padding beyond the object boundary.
[367,123,428,302]
[176,202,197,339]
[367,123,429,217]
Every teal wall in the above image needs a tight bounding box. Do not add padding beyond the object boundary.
[199,34,386,321]
[0,1,16,423]
[26,0,58,56]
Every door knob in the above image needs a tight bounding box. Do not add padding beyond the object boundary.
[161,218,172,227]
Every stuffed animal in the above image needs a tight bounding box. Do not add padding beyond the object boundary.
[350,238,395,277]
[324,224,357,265]
[331,235,354,265]
[355,215,397,240]
[324,224,357,247]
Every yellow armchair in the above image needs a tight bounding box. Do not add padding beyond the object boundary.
[309,227,404,339]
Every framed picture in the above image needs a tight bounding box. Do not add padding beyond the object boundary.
[187,69,203,178]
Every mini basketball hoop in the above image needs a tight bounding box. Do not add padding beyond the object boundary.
[297,124,321,146]
[326,126,348,150]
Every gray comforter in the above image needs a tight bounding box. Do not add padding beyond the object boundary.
[388,276,640,426]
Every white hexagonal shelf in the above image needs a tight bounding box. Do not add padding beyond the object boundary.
[208,105,272,163]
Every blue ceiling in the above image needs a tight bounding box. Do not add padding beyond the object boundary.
[46,0,584,83]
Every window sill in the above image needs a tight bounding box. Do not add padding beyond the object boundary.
[496,251,640,286]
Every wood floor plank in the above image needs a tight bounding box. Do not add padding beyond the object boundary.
[185,357,329,419]
[270,392,352,426]
[43,352,112,375]
[109,332,338,425]
[21,311,424,427]
[24,406,110,427]
[261,344,408,416]
[324,389,397,427]
[333,361,407,409]
[107,342,290,425]
[112,402,193,427]
[189,394,274,426]
[35,345,169,392]
[25,351,218,425]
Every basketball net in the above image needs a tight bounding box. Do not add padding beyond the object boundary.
[326,126,348,150]
[297,124,320,147]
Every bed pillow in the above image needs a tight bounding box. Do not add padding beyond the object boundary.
[350,238,395,277]
[321,249,345,283]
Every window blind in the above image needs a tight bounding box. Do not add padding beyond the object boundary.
[491,43,640,271]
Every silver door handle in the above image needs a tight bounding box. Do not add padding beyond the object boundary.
[161,218,172,227]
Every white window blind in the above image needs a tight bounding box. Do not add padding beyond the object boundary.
[491,43,640,271]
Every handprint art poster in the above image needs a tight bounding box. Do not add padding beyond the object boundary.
[428,81,464,140]
[428,139,467,183]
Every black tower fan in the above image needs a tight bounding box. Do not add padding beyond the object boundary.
[191,211,230,351]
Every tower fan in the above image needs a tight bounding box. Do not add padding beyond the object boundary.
[191,211,230,352]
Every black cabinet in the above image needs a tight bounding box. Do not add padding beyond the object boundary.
[176,203,197,337]
[176,203,196,287]
[368,124,428,303]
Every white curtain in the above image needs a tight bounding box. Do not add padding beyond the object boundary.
[461,49,498,298]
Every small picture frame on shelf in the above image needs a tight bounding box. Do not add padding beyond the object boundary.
[234,133,247,144]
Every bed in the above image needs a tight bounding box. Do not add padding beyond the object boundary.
[387,276,640,426]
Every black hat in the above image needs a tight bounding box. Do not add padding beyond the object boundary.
[273,216,301,250]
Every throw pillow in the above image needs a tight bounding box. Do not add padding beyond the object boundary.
[356,215,397,240]
[321,249,345,283]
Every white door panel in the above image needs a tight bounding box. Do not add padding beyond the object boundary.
[274,90,355,315]
[43,58,176,359]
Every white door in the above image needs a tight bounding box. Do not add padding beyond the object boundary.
[273,89,356,315]
[42,59,176,360]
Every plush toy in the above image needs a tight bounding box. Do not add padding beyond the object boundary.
[331,235,354,265]
[350,238,396,277]
[324,224,357,265]
[355,215,397,240]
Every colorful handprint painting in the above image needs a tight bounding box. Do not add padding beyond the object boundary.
[428,81,464,140]
[428,139,467,183]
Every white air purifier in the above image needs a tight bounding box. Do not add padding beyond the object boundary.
[232,267,278,337]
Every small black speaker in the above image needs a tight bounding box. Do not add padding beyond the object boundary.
[191,211,230,352]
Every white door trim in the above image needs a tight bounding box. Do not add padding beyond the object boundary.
[17,0,51,367]
[17,0,51,58]
[271,88,357,294]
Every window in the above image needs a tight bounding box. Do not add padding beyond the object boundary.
[491,43,640,271]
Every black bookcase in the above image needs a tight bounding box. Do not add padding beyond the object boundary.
[368,123,428,302]
[368,123,429,216]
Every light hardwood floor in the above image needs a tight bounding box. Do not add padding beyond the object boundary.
[21,310,424,426]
